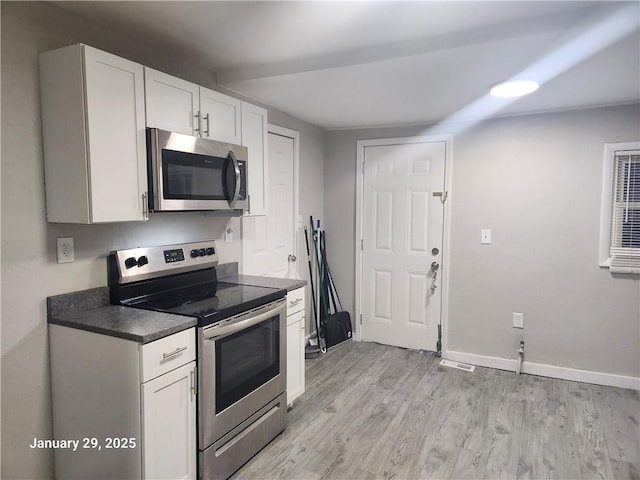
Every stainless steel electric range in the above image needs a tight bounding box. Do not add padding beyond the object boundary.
[108,240,288,480]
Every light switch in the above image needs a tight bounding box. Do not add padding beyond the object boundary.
[481,229,492,244]
[513,312,524,329]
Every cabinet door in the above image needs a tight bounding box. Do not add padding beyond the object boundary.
[83,46,147,222]
[286,310,305,405]
[145,68,199,136]
[241,102,268,216]
[142,361,197,480]
[200,87,242,144]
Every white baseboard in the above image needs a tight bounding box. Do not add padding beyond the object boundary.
[445,350,640,391]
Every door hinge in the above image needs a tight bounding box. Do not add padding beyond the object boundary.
[362,160,365,175]
[360,239,363,250]
[359,314,363,325]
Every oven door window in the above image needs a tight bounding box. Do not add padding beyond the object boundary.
[162,149,235,201]
[215,316,280,413]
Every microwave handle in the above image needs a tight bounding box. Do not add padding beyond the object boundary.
[227,151,241,208]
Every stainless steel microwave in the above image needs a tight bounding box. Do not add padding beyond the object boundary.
[147,128,248,212]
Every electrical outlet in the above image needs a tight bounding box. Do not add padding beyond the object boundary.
[481,229,492,244]
[513,312,524,329]
[56,237,75,263]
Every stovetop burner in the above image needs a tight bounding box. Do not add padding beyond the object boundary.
[109,241,287,327]
[125,282,284,325]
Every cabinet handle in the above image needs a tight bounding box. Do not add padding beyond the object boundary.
[162,346,187,359]
[142,192,149,220]
[204,113,210,137]
[190,367,197,399]
[194,111,201,135]
[289,298,303,306]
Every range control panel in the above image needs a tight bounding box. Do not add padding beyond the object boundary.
[115,241,218,284]
[163,249,185,263]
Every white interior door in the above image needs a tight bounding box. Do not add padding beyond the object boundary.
[361,140,447,351]
[242,130,296,277]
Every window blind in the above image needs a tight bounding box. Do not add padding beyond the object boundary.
[610,150,640,273]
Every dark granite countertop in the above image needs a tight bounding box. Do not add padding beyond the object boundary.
[46,264,304,343]
[220,275,306,292]
[49,305,196,344]
[47,286,195,344]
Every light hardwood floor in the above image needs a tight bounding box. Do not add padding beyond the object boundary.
[232,341,640,480]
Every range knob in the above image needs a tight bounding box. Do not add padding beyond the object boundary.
[190,249,199,258]
[199,248,206,257]
[124,257,137,269]
[137,255,149,267]
[206,247,215,256]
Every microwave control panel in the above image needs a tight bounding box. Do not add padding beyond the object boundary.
[238,160,247,201]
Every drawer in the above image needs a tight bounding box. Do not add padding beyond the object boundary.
[287,287,305,315]
[140,328,195,382]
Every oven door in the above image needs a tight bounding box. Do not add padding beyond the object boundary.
[198,298,286,448]
[148,128,248,211]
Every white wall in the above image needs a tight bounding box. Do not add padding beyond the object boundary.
[324,104,640,381]
[0,2,324,478]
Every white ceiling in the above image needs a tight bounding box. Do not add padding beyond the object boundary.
[54,1,640,130]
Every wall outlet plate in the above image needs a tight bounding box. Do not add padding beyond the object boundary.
[56,237,75,263]
[481,229,492,244]
[513,312,524,329]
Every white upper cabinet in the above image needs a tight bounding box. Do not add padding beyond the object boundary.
[144,68,199,136]
[200,87,242,144]
[241,102,269,216]
[145,69,241,144]
[40,44,147,223]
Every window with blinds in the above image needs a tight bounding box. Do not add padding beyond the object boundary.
[610,150,640,273]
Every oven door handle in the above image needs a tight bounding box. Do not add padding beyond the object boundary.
[203,302,284,340]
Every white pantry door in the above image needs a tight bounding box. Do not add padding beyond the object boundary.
[242,130,296,277]
[361,140,446,351]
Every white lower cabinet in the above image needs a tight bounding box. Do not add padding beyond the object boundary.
[286,287,306,405]
[49,325,197,479]
[142,362,197,480]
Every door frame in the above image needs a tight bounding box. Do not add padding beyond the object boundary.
[267,124,301,266]
[355,135,453,355]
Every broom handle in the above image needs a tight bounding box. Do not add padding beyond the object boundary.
[303,226,317,322]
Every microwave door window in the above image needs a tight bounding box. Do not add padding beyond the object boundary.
[166,164,195,196]
[162,150,226,200]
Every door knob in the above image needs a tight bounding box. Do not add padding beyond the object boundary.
[431,262,440,272]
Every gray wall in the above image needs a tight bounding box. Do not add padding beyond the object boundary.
[0,2,324,478]
[324,104,640,378]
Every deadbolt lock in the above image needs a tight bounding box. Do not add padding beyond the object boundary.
[431,247,439,255]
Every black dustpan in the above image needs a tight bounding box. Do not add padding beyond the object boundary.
[322,311,352,349]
